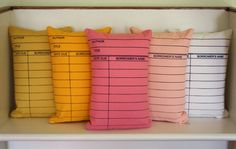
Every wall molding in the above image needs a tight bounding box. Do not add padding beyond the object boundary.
[0,6,10,13]
[0,6,235,14]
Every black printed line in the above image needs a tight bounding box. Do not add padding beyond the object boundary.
[16,92,53,94]
[89,38,150,41]
[149,65,187,67]
[48,35,86,37]
[15,84,52,86]
[15,77,52,79]
[190,45,229,47]
[56,109,88,112]
[50,42,88,44]
[54,94,90,96]
[150,103,185,106]
[68,52,73,121]
[191,38,230,40]
[55,102,89,104]
[27,51,31,117]
[11,35,48,37]
[12,42,49,44]
[186,87,225,89]
[151,110,183,113]
[149,52,187,55]
[92,84,147,87]
[52,63,90,65]
[93,68,147,70]
[149,73,186,75]
[187,80,225,82]
[51,50,89,53]
[13,50,49,52]
[152,37,191,40]
[107,56,110,128]
[90,108,149,111]
[190,57,227,60]
[90,116,150,119]
[189,53,228,55]
[48,116,89,118]
[14,62,51,64]
[16,99,54,101]
[91,46,149,49]
[54,87,90,89]
[149,88,185,91]
[188,54,192,115]
[92,55,148,57]
[185,109,224,111]
[149,80,186,83]
[52,71,91,73]
[91,100,147,103]
[91,124,149,127]
[151,44,188,47]
[53,79,91,81]
[18,106,55,108]
[14,69,51,71]
[186,94,224,97]
[149,57,187,60]
[188,65,227,67]
[189,72,226,75]
[92,59,148,62]
[93,93,147,95]
[93,76,147,78]
[186,102,224,104]
[149,96,185,99]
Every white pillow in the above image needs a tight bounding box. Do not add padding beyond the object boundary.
[186,29,232,118]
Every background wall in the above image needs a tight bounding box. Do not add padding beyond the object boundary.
[230,0,236,7]
[0,0,9,7]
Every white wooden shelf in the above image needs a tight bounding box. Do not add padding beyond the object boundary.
[0,8,236,144]
[0,118,235,141]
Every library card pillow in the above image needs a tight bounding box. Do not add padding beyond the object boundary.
[9,26,72,118]
[47,26,112,123]
[85,29,152,130]
[186,29,232,118]
[130,27,193,123]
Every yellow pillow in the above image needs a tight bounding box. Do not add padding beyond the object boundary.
[47,26,112,123]
[9,26,72,118]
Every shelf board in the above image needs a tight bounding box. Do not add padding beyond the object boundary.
[0,118,235,141]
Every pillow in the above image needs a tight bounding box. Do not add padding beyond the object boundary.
[86,29,152,130]
[47,26,112,123]
[186,30,232,118]
[9,26,72,118]
[130,27,193,123]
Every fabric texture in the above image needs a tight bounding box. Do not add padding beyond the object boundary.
[86,29,152,130]
[47,26,112,123]
[186,30,232,118]
[9,26,72,118]
[130,27,193,123]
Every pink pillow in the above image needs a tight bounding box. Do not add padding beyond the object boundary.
[130,27,193,123]
[85,29,152,130]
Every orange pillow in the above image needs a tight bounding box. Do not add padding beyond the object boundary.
[47,26,112,123]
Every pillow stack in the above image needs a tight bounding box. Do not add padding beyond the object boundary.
[9,25,232,130]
